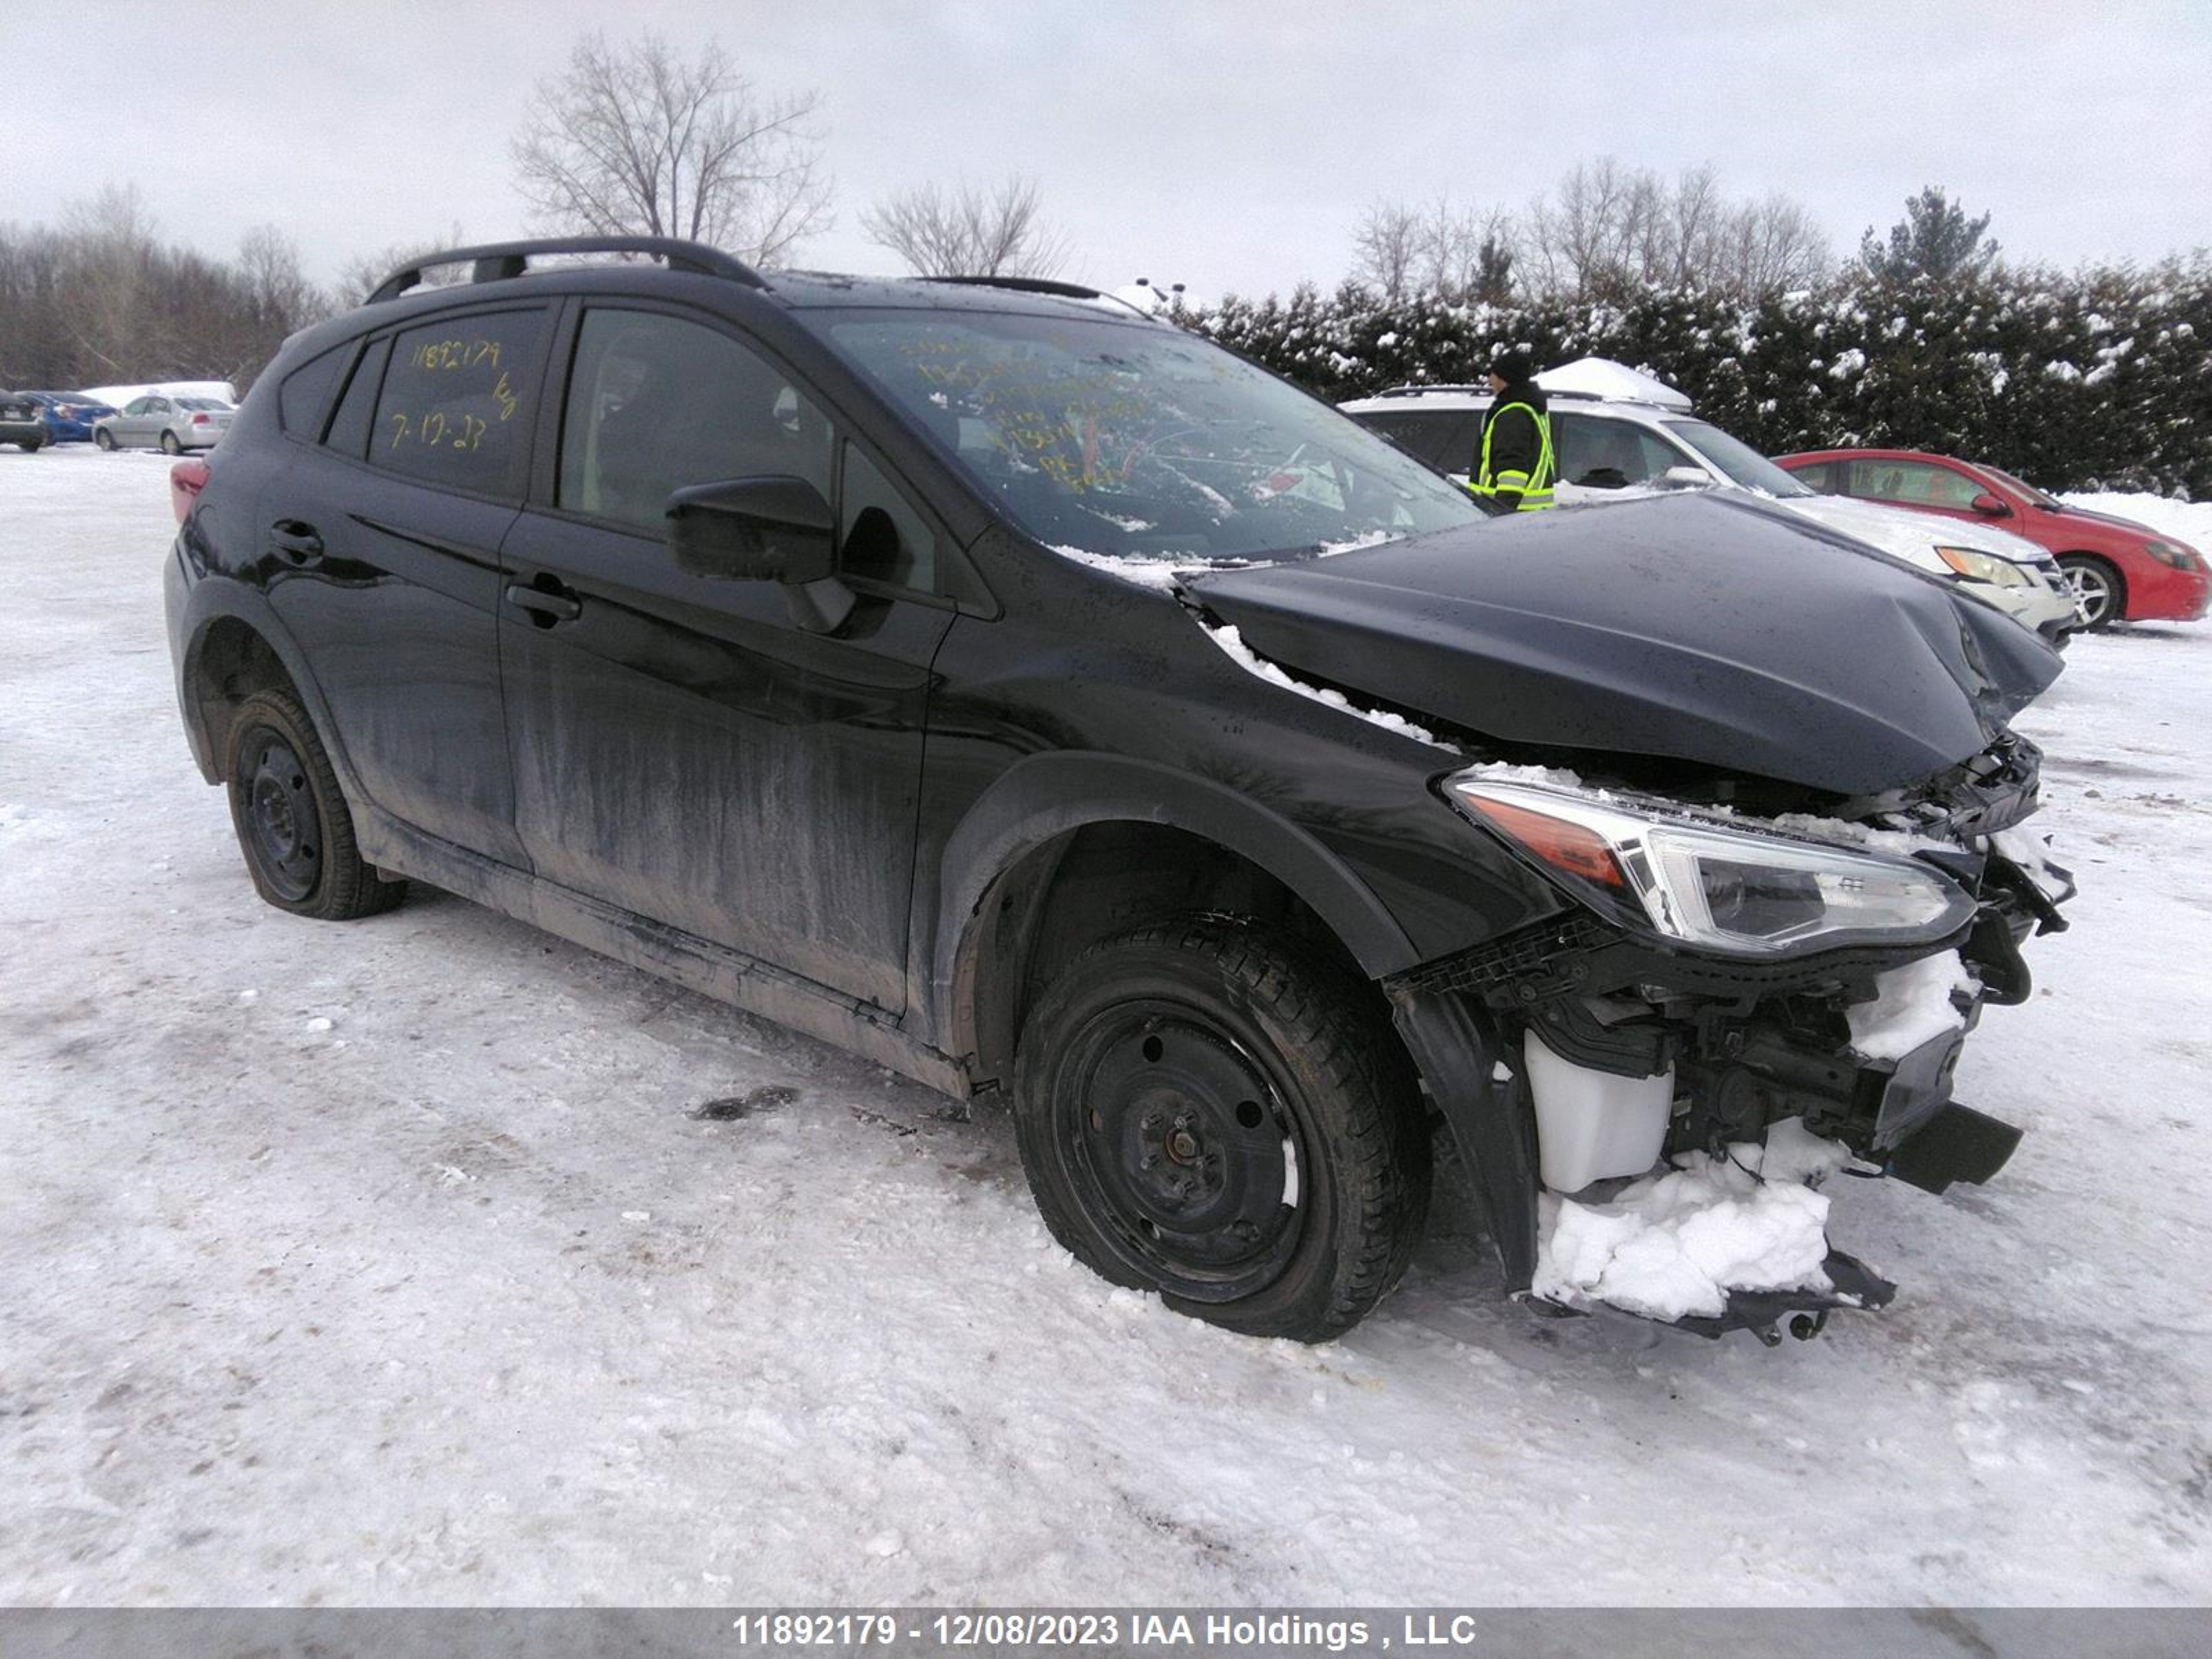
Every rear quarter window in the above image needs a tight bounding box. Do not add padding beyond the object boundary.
[368,308,546,494]
[1354,409,1477,472]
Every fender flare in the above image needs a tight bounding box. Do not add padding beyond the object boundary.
[921,751,1420,1058]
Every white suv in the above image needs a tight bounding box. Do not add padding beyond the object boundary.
[1341,368,2082,646]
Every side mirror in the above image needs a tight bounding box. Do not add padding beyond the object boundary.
[666,476,854,633]
[1658,464,1710,490]
[1969,491,2012,518]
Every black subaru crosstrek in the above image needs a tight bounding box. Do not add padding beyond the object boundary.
[165,237,2072,1343]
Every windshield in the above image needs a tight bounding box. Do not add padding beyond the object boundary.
[1976,463,2059,509]
[1662,420,1815,497]
[825,310,1483,564]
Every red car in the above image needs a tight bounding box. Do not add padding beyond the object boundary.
[1774,448,2211,630]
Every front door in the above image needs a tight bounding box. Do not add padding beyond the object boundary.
[497,302,953,1013]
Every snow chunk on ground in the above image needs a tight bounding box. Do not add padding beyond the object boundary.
[1533,1121,1850,1321]
[1201,622,1447,748]
[1846,949,1976,1062]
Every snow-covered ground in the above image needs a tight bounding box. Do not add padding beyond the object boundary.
[3,444,2210,1607]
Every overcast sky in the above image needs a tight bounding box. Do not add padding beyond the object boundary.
[5,0,2208,299]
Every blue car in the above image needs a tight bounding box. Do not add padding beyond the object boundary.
[22,391,120,443]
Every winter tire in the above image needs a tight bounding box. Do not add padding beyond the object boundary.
[1013,917,1430,1342]
[2060,555,2124,630]
[223,688,404,921]
[94,429,115,451]
[160,429,182,456]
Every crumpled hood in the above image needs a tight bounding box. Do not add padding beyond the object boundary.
[1185,492,2062,796]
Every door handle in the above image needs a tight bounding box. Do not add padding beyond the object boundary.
[504,581,582,624]
[269,521,324,565]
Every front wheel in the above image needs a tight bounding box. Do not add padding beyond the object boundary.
[160,429,182,456]
[223,689,405,921]
[94,429,116,451]
[2061,554,2125,630]
[1013,918,1430,1342]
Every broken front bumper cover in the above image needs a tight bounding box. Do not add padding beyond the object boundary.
[1535,1246,1899,1342]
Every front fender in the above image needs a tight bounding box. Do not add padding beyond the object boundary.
[920,751,1422,1058]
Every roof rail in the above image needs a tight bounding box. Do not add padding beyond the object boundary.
[367,236,769,304]
[915,274,1107,301]
[1374,382,1611,402]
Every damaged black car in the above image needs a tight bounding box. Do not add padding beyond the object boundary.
[165,236,2072,1345]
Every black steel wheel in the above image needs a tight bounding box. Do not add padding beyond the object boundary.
[223,688,404,921]
[1013,917,1428,1341]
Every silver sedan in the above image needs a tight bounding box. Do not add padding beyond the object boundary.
[93,394,235,453]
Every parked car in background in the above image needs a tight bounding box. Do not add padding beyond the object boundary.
[1,391,50,451]
[17,391,120,442]
[1342,373,2083,646]
[93,393,236,453]
[1774,448,2212,630]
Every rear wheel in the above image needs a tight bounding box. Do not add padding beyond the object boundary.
[223,689,404,921]
[2061,554,2124,630]
[1013,917,1429,1342]
[15,438,41,452]
[94,429,116,451]
[160,429,182,456]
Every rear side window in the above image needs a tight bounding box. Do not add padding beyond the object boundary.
[556,306,833,532]
[370,309,546,494]
[324,337,391,458]
[278,346,348,435]
[1356,409,1477,472]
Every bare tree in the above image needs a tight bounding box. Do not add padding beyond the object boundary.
[60,183,162,379]
[236,225,326,332]
[1721,195,1831,296]
[1518,158,1830,298]
[1350,199,1422,300]
[332,225,474,307]
[860,176,1071,278]
[1354,197,1517,303]
[511,30,832,266]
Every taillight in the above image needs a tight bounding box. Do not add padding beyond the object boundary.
[190,413,212,426]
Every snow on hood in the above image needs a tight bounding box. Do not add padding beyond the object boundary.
[1781,493,2052,565]
[1536,356,1693,410]
[1185,491,2062,796]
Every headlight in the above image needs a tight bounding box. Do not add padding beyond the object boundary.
[1445,777,1977,957]
[2144,540,2205,572]
[1936,546,2031,588]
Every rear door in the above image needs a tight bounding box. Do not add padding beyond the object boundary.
[259,302,554,865]
[496,300,953,1012]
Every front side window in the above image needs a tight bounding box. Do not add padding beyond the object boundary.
[1661,420,1815,496]
[825,310,1482,566]
[1846,458,1983,509]
[1785,460,1838,492]
[371,308,546,493]
[558,308,833,533]
[838,441,937,592]
[1555,415,1683,488]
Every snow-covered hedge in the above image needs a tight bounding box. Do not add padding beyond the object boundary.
[1179,263,2212,498]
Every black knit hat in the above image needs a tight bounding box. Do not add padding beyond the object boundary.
[1489,347,1536,384]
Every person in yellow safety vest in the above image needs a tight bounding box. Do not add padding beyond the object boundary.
[1470,348,1556,514]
